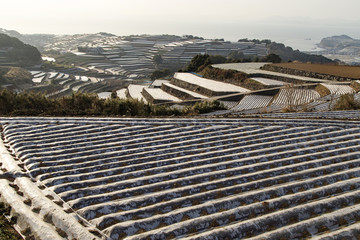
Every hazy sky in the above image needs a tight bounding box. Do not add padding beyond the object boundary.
[2,0,360,43]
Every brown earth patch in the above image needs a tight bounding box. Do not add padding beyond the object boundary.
[271,63,360,79]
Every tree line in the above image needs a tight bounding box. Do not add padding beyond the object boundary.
[0,89,225,116]
[180,53,282,73]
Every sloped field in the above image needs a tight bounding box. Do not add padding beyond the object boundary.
[142,88,181,104]
[2,117,360,239]
[250,77,285,86]
[320,84,355,95]
[127,85,148,103]
[250,110,360,120]
[306,95,342,112]
[232,94,273,111]
[116,89,127,99]
[173,73,249,95]
[272,88,320,106]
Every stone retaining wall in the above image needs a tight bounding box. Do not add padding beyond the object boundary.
[161,83,199,100]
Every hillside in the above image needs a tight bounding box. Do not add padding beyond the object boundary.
[0,28,55,52]
[0,67,34,92]
[0,33,42,66]
[266,42,334,63]
[0,67,33,86]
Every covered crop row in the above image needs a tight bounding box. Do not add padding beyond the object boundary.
[321,83,355,95]
[232,94,273,111]
[272,88,320,106]
[1,117,360,239]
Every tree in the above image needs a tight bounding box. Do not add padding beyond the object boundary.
[183,54,227,72]
[228,51,245,60]
[261,53,282,63]
[184,54,211,72]
[153,54,163,66]
[111,90,117,99]
[151,69,171,80]
[209,55,227,65]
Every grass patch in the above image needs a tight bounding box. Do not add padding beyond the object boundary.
[333,94,360,110]
[315,84,331,97]
[351,81,360,92]
[0,203,22,240]
[0,67,32,86]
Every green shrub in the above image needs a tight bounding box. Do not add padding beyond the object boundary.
[187,100,226,114]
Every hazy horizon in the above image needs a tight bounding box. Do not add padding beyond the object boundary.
[2,0,360,50]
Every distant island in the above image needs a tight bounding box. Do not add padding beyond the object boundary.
[319,35,360,50]
[316,35,360,65]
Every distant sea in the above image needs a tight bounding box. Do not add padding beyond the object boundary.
[196,22,358,53]
[282,38,324,52]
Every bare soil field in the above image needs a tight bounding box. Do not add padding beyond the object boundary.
[271,63,360,79]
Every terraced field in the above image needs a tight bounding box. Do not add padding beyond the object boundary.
[321,84,355,95]
[127,85,148,103]
[161,83,207,100]
[250,110,360,120]
[173,73,249,95]
[272,88,320,106]
[250,77,285,87]
[2,117,360,239]
[116,89,127,99]
[232,94,273,111]
[142,88,181,104]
